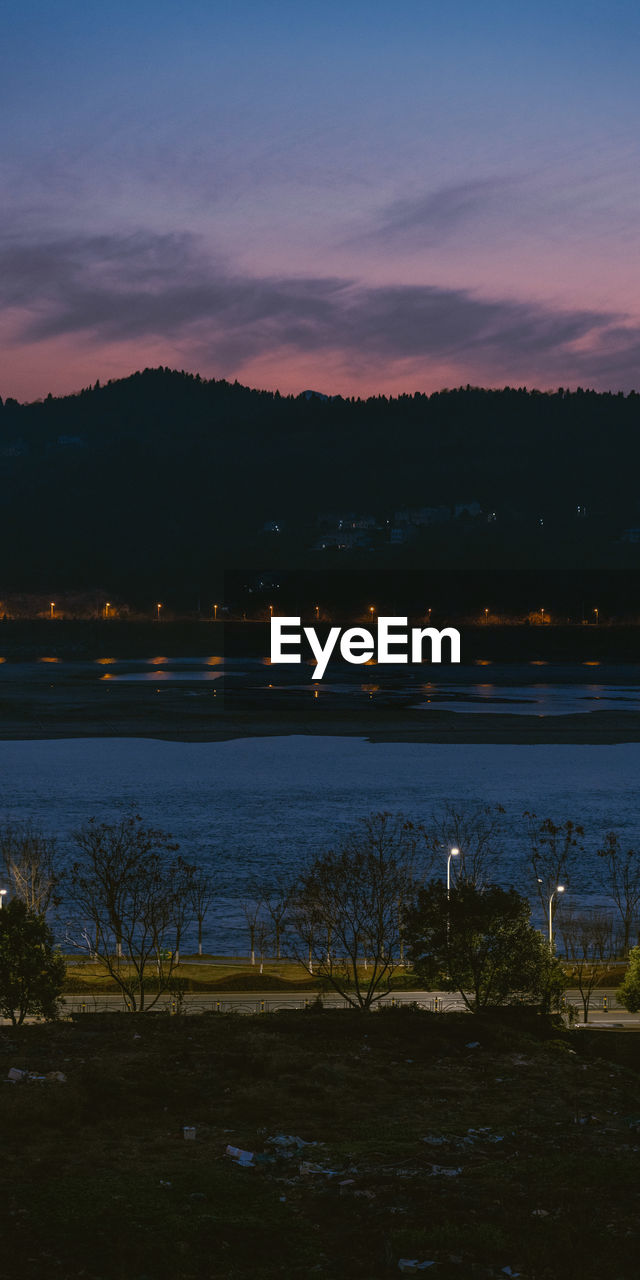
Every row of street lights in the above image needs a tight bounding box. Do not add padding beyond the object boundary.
[45,603,601,624]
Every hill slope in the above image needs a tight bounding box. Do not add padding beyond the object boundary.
[1,368,639,596]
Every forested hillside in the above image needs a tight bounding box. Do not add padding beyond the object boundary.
[1,368,639,598]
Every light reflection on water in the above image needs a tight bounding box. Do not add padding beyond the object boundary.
[0,655,636,714]
[101,671,223,682]
[92,667,640,713]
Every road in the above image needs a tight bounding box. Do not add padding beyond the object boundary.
[60,987,640,1026]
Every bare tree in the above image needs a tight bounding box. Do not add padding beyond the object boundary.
[346,812,431,875]
[289,816,415,1010]
[65,814,196,1011]
[343,813,428,967]
[523,814,583,920]
[560,908,606,1023]
[256,918,271,975]
[597,833,640,956]
[588,907,617,961]
[0,821,59,915]
[241,892,266,966]
[261,882,291,960]
[424,802,505,887]
[186,870,214,957]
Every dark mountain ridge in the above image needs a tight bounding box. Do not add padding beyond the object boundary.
[1,367,639,597]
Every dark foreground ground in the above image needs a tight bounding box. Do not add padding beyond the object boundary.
[2,1011,640,1280]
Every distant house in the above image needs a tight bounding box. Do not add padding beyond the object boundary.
[313,533,340,550]
[390,527,408,545]
[393,506,450,527]
[317,512,379,531]
[312,530,373,551]
[262,520,282,534]
[454,501,482,519]
[348,515,378,530]
[350,530,374,549]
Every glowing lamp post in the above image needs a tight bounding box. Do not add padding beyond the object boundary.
[446,847,460,949]
[0,889,6,908]
[447,847,460,898]
[548,884,565,952]
[213,603,218,621]
[50,602,55,619]
[156,602,162,621]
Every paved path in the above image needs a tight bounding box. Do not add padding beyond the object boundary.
[60,987,640,1025]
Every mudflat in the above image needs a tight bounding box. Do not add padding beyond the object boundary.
[1,670,640,742]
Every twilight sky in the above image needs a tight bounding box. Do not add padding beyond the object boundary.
[3,0,640,400]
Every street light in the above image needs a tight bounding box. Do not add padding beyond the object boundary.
[105,601,111,619]
[157,602,162,620]
[0,889,7,908]
[447,847,460,898]
[213,603,218,620]
[548,884,565,951]
[594,607,599,624]
[446,848,460,950]
[50,602,55,619]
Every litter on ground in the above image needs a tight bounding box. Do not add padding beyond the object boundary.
[225,1145,254,1166]
[398,1261,436,1273]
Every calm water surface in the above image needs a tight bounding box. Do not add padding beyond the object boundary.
[0,734,639,952]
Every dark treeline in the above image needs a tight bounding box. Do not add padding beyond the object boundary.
[1,368,640,599]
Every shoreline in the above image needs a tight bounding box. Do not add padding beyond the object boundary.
[2,703,640,744]
[2,652,640,743]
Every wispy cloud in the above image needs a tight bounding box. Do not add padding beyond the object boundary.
[354,176,522,246]
[1,228,638,389]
